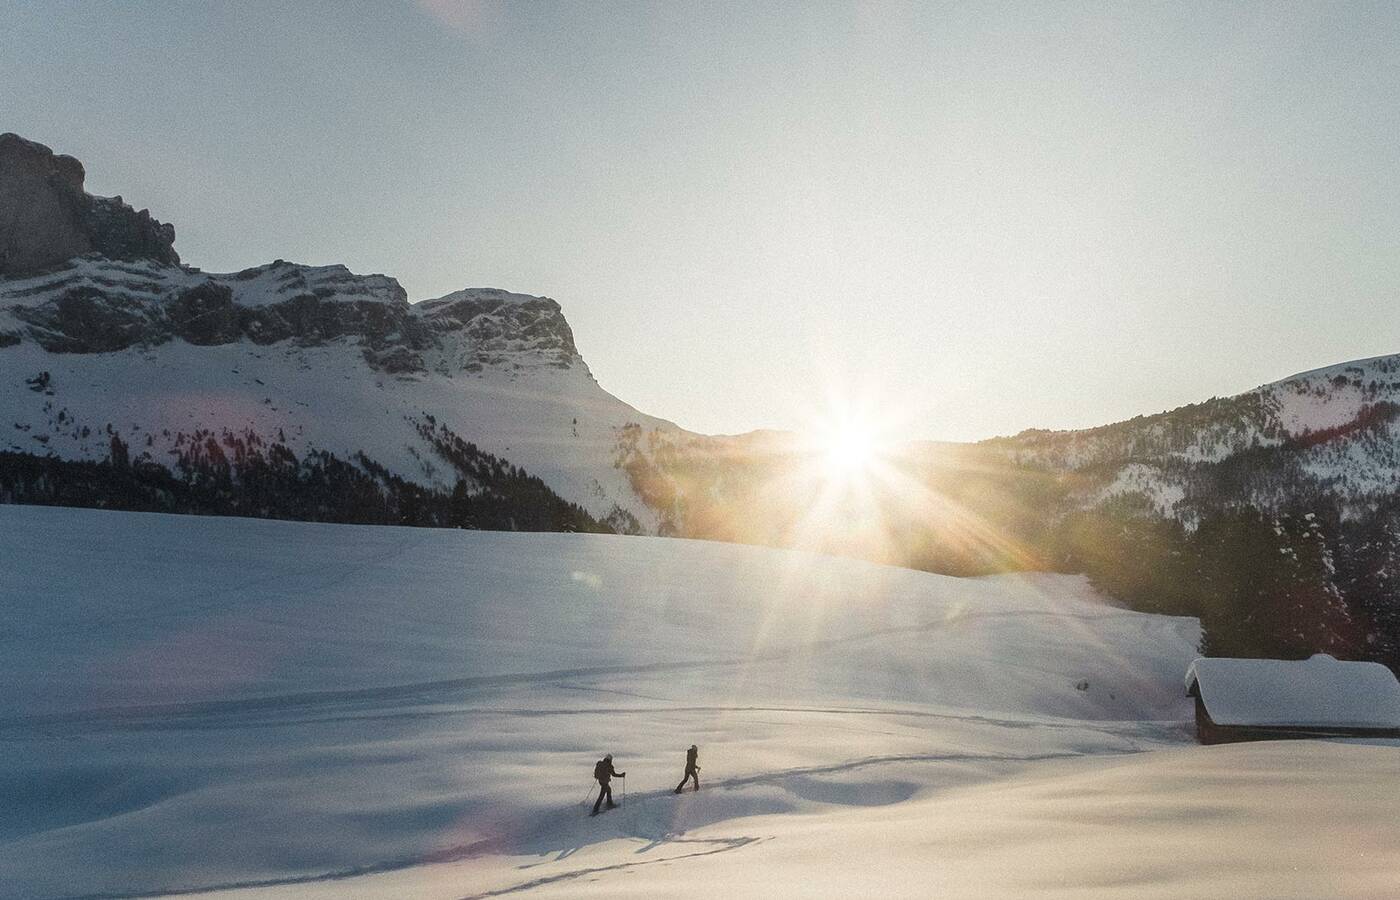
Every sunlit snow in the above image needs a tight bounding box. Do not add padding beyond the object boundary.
[1,505,1397,898]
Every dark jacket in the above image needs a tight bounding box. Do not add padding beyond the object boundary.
[685,747,699,771]
[594,758,622,784]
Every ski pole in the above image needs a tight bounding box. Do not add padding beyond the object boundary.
[581,781,596,807]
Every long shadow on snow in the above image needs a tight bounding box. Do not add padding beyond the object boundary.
[51,748,1116,900]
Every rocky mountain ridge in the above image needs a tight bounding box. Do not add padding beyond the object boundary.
[0,254,582,377]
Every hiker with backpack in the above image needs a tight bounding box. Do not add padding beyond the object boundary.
[591,754,626,815]
[674,744,700,793]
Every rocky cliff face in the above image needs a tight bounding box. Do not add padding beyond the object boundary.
[0,255,583,377]
[0,133,178,276]
[0,133,583,376]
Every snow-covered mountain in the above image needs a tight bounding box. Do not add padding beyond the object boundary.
[608,354,1400,538]
[0,134,677,532]
[984,354,1400,520]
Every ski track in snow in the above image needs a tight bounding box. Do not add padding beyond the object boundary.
[458,837,765,900]
[44,745,1139,900]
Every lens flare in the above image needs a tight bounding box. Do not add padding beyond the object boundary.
[822,426,876,480]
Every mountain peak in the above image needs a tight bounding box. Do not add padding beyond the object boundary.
[0,133,178,276]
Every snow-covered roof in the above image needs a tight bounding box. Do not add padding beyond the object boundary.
[1186,654,1400,730]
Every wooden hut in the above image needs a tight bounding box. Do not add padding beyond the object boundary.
[1185,654,1400,744]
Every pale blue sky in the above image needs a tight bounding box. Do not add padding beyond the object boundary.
[3,1,1398,440]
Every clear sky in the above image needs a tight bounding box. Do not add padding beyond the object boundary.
[3,1,1398,441]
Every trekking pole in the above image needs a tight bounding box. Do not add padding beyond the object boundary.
[581,781,596,807]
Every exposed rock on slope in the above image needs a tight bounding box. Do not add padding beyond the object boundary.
[0,256,578,376]
[0,133,178,275]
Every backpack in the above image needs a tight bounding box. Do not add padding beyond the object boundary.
[594,759,607,781]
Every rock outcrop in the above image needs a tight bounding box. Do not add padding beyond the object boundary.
[0,134,583,376]
[0,132,178,275]
[0,255,585,377]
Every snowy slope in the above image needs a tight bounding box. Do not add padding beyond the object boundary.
[0,255,676,529]
[7,505,1396,899]
[996,354,1400,467]
[982,353,1400,519]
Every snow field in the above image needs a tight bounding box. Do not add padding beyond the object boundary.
[1,505,1396,898]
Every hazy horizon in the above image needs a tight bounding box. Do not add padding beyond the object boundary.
[4,0,1398,441]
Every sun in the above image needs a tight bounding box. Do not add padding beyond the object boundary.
[823,426,877,479]
[790,390,907,510]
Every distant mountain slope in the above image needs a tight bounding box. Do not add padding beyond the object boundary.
[609,357,1400,668]
[609,354,1400,538]
[984,354,1400,520]
[0,136,679,533]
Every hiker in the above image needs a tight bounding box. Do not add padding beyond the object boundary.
[591,753,625,815]
[674,744,700,793]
